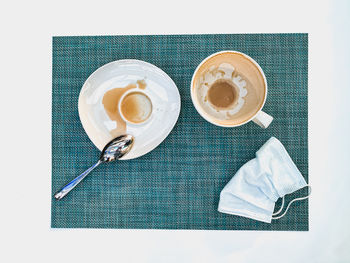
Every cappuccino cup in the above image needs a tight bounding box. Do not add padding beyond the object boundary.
[191,51,273,128]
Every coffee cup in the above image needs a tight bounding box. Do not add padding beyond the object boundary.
[118,89,153,125]
[191,51,273,128]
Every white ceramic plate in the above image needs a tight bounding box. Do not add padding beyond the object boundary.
[78,59,181,160]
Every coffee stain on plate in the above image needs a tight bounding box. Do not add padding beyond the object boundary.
[102,80,147,137]
[137,79,147,89]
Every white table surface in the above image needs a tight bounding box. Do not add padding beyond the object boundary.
[1,0,349,262]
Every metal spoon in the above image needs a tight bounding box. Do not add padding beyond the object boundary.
[54,134,134,200]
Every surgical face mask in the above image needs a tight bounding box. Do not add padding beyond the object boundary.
[218,137,311,223]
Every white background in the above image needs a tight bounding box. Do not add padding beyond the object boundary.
[1,0,349,262]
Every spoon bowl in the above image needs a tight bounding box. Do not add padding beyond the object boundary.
[100,134,134,163]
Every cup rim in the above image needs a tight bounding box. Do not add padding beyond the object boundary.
[190,50,268,127]
[118,89,153,125]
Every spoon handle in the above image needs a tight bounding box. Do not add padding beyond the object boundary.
[54,160,102,200]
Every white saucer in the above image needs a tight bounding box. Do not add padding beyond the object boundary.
[78,59,181,160]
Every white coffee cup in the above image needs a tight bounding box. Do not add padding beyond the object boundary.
[191,51,273,128]
[118,89,153,125]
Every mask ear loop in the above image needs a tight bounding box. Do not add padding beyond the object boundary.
[272,185,311,220]
[272,196,285,216]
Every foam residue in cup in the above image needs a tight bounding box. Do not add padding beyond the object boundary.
[197,63,247,120]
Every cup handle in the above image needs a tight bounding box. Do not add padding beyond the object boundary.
[252,111,273,128]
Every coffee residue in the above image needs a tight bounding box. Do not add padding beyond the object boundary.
[102,84,136,137]
[137,79,147,90]
[207,79,238,109]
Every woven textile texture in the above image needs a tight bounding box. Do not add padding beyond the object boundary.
[52,34,308,230]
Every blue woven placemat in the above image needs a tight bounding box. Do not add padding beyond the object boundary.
[52,34,308,230]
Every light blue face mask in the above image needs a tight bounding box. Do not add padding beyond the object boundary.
[218,137,311,223]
